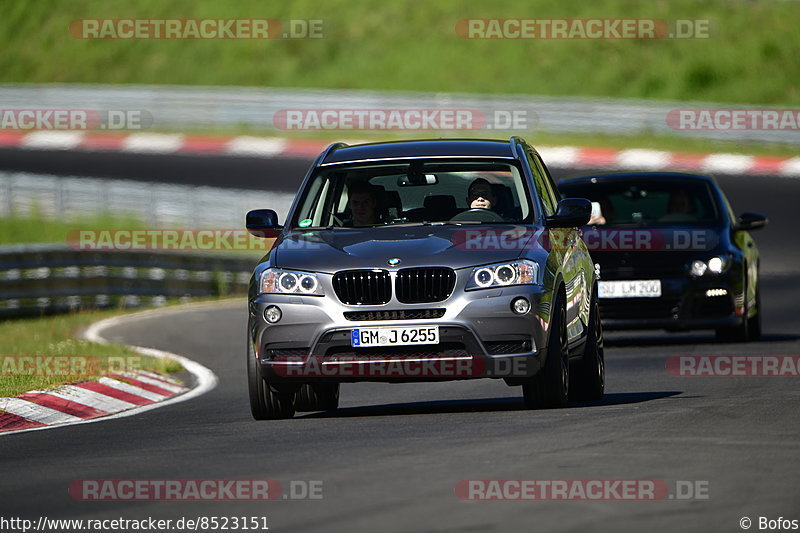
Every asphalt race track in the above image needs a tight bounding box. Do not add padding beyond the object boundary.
[2,150,799,532]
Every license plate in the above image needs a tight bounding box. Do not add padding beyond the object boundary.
[351,326,439,347]
[598,280,662,298]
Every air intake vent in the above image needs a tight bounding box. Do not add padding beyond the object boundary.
[344,308,446,321]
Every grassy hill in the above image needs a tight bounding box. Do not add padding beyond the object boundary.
[1,0,797,105]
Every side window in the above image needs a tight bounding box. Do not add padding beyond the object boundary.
[526,150,556,216]
[533,153,561,210]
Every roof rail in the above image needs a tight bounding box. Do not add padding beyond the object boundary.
[509,136,527,156]
[319,142,349,163]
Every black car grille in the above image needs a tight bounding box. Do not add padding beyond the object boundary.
[332,270,391,305]
[600,298,681,320]
[344,308,446,321]
[395,268,456,303]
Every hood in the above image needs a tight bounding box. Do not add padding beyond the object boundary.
[271,224,538,272]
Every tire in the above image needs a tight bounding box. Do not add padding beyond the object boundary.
[295,383,340,412]
[523,292,569,409]
[748,284,762,340]
[716,272,759,343]
[569,292,605,402]
[247,338,296,420]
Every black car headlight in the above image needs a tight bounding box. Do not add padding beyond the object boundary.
[259,268,324,295]
[466,260,540,290]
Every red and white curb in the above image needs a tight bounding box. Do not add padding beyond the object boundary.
[0,130,798,177]
[0,306,219,436]
[0,370,187,432]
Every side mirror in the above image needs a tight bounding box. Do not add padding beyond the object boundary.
[546,198,592,228]
[735,212,768,231]
[246,209,282,238]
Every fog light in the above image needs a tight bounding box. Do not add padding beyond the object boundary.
[706,288,728,297]
[264,305,282,323]
[511,297,531,315]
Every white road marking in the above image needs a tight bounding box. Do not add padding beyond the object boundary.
[0,398,83,425]
[113,371,186,394]
[29,385,135,412]
[122,133,185,153]
[22,131,86,150]
[97,376,167,401]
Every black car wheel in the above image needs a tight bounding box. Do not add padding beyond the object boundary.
[716,269,760,343]
[247,337,296,420]
[523,292,568,409]
[748,282,762,340]
[295,383,340,412]
[569,291,605,401]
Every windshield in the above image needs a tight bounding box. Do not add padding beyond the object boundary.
[559,178,721,226]
[291,160,533,228]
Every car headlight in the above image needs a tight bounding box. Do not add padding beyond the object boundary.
[466,260,540,290]
[689,256,729,277]
[260,268,324,295]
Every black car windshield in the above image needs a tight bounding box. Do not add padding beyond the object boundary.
[559,178,721,226]
[291,160,533,228]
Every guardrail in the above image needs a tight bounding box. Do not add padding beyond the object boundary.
[1,83,797,145]
[0,244,259,318]
[0,171,296,227]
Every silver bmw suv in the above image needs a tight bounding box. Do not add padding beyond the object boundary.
[246,137,603,419]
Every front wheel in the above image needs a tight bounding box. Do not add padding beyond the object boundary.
[295,383,340,412]
[523,292,568,409]
[748,285,762,340]
[569,293,604,401]
[247,338,296,420]
[716,277,760,342]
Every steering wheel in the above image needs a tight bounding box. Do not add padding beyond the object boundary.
[450,208,505,223]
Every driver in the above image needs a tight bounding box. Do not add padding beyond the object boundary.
[467,178,497,210]
[344,182,381,226]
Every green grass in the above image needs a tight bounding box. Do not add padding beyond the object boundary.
[0,210,148,246]
[0,211,268,258]
[0,308,183,398]
[0,0,798,105]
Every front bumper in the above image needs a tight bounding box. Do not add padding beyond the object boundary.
[248,283,550,383]
[599,274,744,331]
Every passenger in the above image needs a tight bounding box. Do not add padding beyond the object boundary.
[589,199,614,225]
[660,189,697,222]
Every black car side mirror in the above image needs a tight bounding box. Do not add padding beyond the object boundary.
[246,209,282,238]
[735,212,768,231]
[546,198,592,228]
